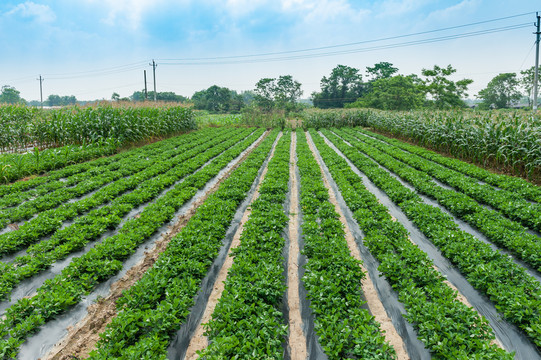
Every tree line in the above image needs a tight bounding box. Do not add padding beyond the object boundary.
[1,63,538,111]
[312,62,537,110]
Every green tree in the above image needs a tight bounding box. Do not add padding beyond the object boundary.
[47,94,77,106]
[366,62,398,81]
[254,78,275,111]
[519,66,540,107]
[131,90,147,101]
[192,85,243,113]
[312,65,365,108]
[0,86,24,104]
[348,75,424,110]
[477,73,522,109]
[47,94,62,106]
[62,95,77,105]
[421,65,472,109]
[240,90,256,105]
[254,75,302,112]
[131,90,186,103]
[156,92,187,102]
[111,92,120,101]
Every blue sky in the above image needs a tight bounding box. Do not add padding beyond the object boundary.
[0,0,539,101]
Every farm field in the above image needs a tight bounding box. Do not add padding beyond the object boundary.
[0,125,539,359]
[0,105,197,184]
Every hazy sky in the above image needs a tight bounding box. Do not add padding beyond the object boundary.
[1,0,539,101]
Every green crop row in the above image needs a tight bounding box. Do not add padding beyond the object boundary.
[0,128,266,359]
[357,129,541,203]
[321,129,541,350]
[0,128,234,226]
[302,108,541,180]
[336,128,541,271]
[201,131,291,358]
[0,128,251,301]
[350,128,541,232]
[0,146,132,197]
[0,128,243,258]
[88,130,280,359]
[0,142,118,184]
[311,129,511,358]
[0,127,221,210]
[297,129,396,359]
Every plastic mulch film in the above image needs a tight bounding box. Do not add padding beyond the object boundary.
[321,131,541,360]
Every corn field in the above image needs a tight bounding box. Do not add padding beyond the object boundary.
[303,108,541,180]
[0,105,196,152]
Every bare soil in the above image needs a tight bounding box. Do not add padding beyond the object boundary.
[42,130,270,360]
[286,132,308,360]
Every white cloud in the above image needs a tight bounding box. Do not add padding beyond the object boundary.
[377,0,432,17]
[86,0,170,30]
[301,0,370,23]
[425,0,480,21]
[225,0,269,16]
[6,1,56,23]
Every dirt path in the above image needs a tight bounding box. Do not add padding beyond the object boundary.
[287,132,308,360]
[306,131,409,360]
[42,130,270,360]
[184,132,282,359]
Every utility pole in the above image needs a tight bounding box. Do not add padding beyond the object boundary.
[534,12,540,111]
[150,60,157,102]
[37,75,44,109]
[144,70,148,100]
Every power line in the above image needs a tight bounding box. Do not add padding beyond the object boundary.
[158,11,537,62]
[519,41,537,70]
[159,23,531,66]
[43,60,148,77]
[46,64,147,80]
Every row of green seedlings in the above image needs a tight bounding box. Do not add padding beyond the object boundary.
[0,127,245,257]
[310,129,512,358]
[321,129,541,351]
[0,125,210,200]
[87,130,280,359]
[200,131,291,358]
[0,143,139,198]
[357,129,541,203]
[0,127,234,226]
[0,141,118,185]
[297,130,396,359]
[0,128,269,358]
[337,128,541,273]
[349,128,541,233]
[0,127,223,211]
[0,128,257,302]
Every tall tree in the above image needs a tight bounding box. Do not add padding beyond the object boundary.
[47,94,77,106]
[47,94,62,106]
[519,66,539,107]
[312,65,365,108]
[421,65,472,109]
[0,86,24,104]
[349,75,424,110]
[192,85,242,113]
[366,62,399,81]
[254,75,302,112]
[477,73,522,109]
